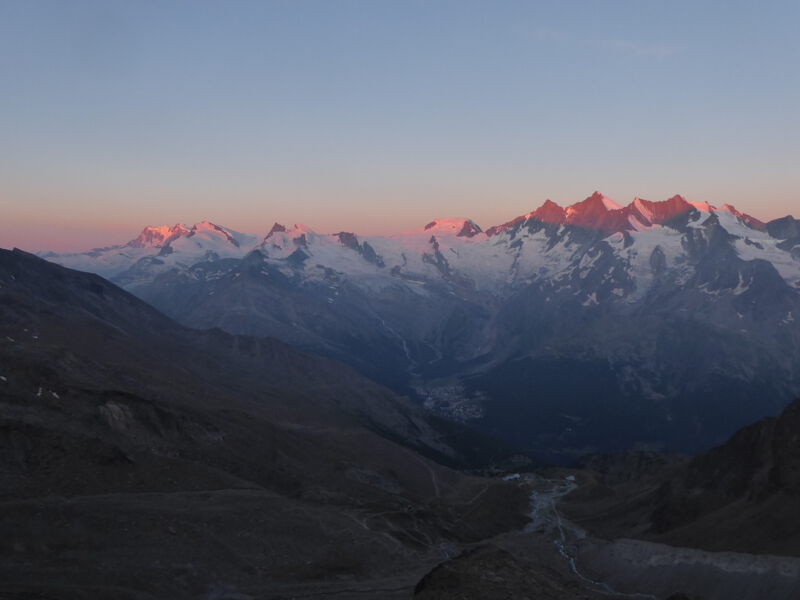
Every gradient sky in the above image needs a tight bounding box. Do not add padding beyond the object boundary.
[2,1,799,251]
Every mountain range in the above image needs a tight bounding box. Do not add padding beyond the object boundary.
[40,193,800,461]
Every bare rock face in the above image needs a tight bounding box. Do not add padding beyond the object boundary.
[766,215,800,240]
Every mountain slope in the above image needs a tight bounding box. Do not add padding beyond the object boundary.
[0,248,531,599]
[647,397,800,555]
[561,398,800,558]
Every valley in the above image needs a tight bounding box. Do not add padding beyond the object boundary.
[4,246,799,598]
[41,194,800,460]
[414,466,800,600]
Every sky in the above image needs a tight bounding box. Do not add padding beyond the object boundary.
[1,0,799,251]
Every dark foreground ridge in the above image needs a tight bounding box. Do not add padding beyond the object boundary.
[562,397,800,557]
[0,249,533,598]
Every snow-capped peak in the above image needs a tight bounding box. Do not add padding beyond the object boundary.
[690,200,716,213]
[175,221,261,251]
[398,218,483,239]
[425,218,481,233]
[485,200,566,237]
[264,223,288,240]
[632,198,653,222]
[629,195,694,226]
[531,199,568,224]
[127,224,189,248]
[291,223,315,235]
[187,221,241,246]
[565,192,621,217]
[580,191,621,210]
[564,192,626,231]
[718,204,766,231]
[598,193,621,211]
[191,221,224,232]
[39,192,791,295]
[260,223,317,250]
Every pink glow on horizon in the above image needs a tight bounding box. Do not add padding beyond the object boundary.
[2,191,797,254]
[0,219,144,253]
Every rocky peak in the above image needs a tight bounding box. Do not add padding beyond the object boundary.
[126,224,189,248]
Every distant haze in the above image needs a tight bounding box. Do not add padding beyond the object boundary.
[1,1,798,252]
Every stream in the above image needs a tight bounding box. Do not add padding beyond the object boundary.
[524,476,656,599]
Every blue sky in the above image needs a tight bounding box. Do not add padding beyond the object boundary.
[1,1,799,250]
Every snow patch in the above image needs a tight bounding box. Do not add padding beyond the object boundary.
[732,272,751,295]
[582,292,599,306]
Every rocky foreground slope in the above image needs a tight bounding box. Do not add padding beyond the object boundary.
[561,398,800,557]
[0,249,533,599]
[417,402,800,600]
